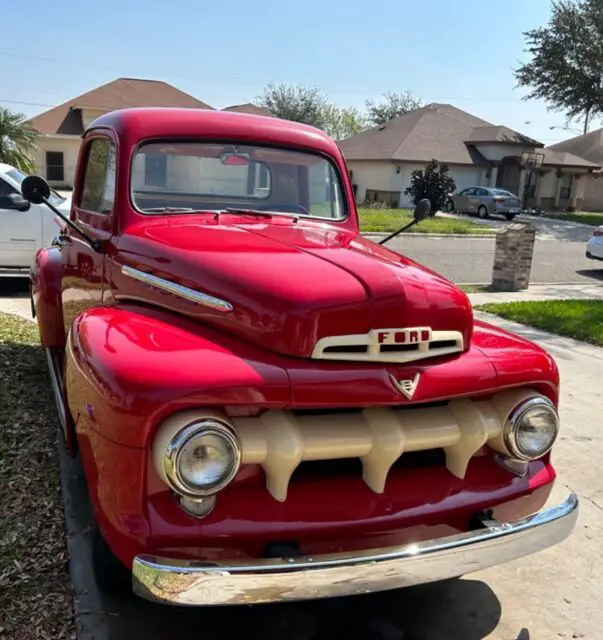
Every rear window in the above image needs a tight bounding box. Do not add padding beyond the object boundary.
[131,141,346,220]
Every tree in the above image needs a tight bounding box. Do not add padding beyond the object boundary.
[365,90,423,127]
[404,159,456,213]
[257,83,328,129]
[0,107,38,173]
[514,0,603,134]
[322,104,366,140]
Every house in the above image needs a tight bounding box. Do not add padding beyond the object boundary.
[222,103,273,117]
[28,77,214,188]
[547,129,603,211]
[338,103,600,210]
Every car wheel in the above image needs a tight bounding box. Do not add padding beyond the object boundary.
[505,213,515,221]
[477,205,489,219]
[91,523,131,596]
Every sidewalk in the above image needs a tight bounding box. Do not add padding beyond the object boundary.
[467,282,603,306]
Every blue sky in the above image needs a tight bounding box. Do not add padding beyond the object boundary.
[2,0,585,145]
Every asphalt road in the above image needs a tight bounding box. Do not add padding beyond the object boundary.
[366,213,603,285]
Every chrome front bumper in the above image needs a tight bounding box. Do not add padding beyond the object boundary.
[132,489,578,606]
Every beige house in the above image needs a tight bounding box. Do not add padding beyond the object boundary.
[27,78,272,190]
[547,129,603,211]
[338,103,600,210]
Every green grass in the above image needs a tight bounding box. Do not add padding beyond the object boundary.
[545,211,603,226]
[459,284,496,294]
[476,299,603,346]
[358,208,495,234]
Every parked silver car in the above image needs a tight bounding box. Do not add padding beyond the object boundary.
[446,186,522,221]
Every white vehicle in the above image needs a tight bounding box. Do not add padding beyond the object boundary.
[0,163,72,274]
[586,226,603,262]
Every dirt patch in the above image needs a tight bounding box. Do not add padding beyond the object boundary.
[0,313,75,639]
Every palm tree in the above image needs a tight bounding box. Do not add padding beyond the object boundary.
[0,107,38,173]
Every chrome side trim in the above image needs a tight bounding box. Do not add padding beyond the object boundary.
[121,265,233,312]
[132,489,578,606]
[45,348,67,435]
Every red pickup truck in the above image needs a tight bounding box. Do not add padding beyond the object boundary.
[23,107,577,606]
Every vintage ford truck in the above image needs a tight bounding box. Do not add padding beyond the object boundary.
[22,107,578,606]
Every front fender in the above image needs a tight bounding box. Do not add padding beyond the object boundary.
[64,304,291,448]
[30,246,65,348]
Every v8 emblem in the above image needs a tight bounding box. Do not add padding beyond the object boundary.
[389,373,420,400]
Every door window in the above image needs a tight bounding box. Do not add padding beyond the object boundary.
[0,178,17,208]
[79,138,116,214]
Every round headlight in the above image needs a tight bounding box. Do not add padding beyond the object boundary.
[504,397,559,461]
[164,420,241,497]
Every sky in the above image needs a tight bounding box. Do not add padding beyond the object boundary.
[1,0,587,145]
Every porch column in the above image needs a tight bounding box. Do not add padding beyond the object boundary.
[489,165,498,187]
[535,170,548,208]
[517,168,527,201]
[570,174,580,209]
[554,171,562,207]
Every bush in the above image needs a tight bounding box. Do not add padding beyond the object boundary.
[404,159,456,213]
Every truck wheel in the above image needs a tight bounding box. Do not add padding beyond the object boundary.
[91,524,131,596]
[477,205,489,219]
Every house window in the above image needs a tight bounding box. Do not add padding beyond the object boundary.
[46,151,64,182]
[559,173,574,200]
[145,154,167,187]
[365,189,400,207]
[80,138,116,214]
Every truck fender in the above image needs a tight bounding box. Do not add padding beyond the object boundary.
[30,245,65,349]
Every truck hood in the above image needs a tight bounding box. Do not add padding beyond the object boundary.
[114,217,473,361]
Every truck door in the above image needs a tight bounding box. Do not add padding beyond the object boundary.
[60,134,116,333]
[0,176,42,268]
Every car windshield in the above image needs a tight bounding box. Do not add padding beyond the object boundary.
[131,142,346,220]
[5,168,66,206]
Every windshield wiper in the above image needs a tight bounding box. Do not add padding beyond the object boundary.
[223,208,273,217]
[144,206,197,213]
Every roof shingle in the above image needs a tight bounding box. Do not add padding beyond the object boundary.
[222,103,273,117]
[548,128,603,166]
[29,77,214,135]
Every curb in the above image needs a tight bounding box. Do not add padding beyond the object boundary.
[361,232,496,240]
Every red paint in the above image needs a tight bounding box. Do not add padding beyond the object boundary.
[30,107,561,570]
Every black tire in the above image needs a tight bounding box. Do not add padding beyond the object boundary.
[477,205,489,219]
[505,213,515,221]
[91,523,131,596]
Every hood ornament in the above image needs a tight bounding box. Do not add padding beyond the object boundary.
[389,373,420,400]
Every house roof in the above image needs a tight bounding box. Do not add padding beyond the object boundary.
[337,103,545,166]
[548,128,603,167]
[222,103,273,117]
[29,77,214,135]
[540,148,600,169]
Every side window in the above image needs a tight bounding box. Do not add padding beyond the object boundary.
[0,178,17,208]
[477,188,488,196]
[80,138,116,214]
[461,188,473,196]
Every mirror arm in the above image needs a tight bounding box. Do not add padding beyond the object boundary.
[39,198,104,253]
[378,218,419,245]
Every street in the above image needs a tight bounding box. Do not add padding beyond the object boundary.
[368,213,602,285]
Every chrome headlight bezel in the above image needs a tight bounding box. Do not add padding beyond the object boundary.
[164,419,241,498]
[504,396,559,461]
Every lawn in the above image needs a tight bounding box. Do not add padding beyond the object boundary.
[476,299,603,347]
[545,211,603,226]
[0,314,75,639]
[358,208,495,234]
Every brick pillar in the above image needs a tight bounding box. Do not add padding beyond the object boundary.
[491,223,536,291]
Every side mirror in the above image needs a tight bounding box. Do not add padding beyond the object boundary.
[413,198,432,222]
[7,193,31,211]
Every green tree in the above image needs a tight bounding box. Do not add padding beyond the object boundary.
[257,83,328,129]
[404,159,456,213]
[0,107,38,173]
[514,0,603,134]
[322,104,366,140]
[365,90,423,127]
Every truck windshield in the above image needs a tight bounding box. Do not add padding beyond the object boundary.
[131,142,347,220]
